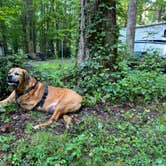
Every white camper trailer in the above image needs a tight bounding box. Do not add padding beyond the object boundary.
[120,22,166,57]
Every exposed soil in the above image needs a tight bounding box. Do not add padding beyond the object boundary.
[0,103,159,138]
[0,101,163,163]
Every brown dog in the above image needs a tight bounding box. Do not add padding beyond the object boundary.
[0,67,82,129]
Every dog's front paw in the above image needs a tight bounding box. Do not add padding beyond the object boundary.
[0,107,6,113]
[33,125,40,130]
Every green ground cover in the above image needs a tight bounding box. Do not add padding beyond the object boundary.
[0,59,166,166]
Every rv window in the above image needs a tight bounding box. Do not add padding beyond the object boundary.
[164,30,166,37]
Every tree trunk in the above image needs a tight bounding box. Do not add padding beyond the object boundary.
[0,1,8,55]
[13,39,19,54]
[77,0,89,64]
[26,0,35,56]
[22,10,28,53]
[40,1,47,55]
[126,0,137,55]
[1,32,8,55]
[102,0,118,66]
[22,0,35,56]
[77,0,118,67]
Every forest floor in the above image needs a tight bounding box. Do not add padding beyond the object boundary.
[0,102,160,138]
[0,59,166,165]
[0,101,163,158]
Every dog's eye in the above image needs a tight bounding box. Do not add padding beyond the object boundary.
[15,72,20,76]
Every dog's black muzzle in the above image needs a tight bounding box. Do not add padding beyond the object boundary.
[7,75,19,87]
[7,75,13,82]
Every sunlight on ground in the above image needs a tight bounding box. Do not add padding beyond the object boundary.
[29,59,75,74]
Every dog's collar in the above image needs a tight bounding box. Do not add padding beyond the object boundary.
[15,79,38,100]
[32,83,48,110]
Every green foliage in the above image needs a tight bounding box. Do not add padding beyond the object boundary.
[28,60,74,87]
[34,0,79,57]
[129,52,166,72]
[113,70,166,102]
[30,56,166,105]
[0,54,26,99]
[61,56,166,105]
[5,110,166,166]
[0,134,16,152]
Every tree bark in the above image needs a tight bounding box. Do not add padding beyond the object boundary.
[77,0,89,64]
[13,39,19,54]
[26,0,35,56]
[0,1,8,55]
[77,0,118,67]
[126,0,137,54]
[40,1,47,55]
[22,0,35,56]
[102,0,118,66]
[22,9,28,53]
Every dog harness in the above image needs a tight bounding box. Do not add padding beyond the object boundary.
[15,79,48,110]
[32,83,48,110]
[15,79,38,100]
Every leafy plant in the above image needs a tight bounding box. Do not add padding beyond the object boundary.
[0,54,26,99]
[5,110,166,166]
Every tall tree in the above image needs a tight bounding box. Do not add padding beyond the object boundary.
[22,0,35,56]
[77,0,118,68]
[0,0,8,55]
[0,21,8,55]
[126,0,137,54]
[26,0,35,55]
[154,0,166,22]
[77,0,89,64]
[22,2,28,53]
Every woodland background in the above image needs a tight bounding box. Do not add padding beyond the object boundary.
[0,0,166,165]
[0,0,165,58]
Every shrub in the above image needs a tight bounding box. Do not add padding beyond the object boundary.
[0,54,26,99]
[25,52,166,105]
[112,70,166,103]
[61,60,166,104]
[129,52,166,72]
[6,114,166,166]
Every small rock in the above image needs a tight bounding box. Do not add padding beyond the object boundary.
[0,123,12,133]
[12,115,19,120]
[145,108,150,112]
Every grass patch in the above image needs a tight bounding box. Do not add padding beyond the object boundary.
[29,59,74,75]
[0,59,166,165]
[3,109,166,166]
[27,59,75,87]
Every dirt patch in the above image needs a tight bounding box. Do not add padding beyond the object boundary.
[0,103,159,138]
[0,102,162,163]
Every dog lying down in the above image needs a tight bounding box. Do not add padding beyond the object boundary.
[0,67,82,129]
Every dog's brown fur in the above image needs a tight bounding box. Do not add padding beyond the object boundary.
[0,68,82,129]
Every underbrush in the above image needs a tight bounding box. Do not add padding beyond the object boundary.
[0,54,26,99]
[0,53,166,165]
[30,54,166,105]
[1,53,164,105]
[3,108,166,166]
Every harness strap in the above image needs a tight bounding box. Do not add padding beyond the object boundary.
[32,83,48,110]
[15,79,38,101]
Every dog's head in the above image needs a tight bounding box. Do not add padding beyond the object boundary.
[7,68,29,88]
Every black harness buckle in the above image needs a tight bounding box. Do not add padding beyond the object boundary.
[32,83,48,110]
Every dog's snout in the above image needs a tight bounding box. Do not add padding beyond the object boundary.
[7,75,13,81]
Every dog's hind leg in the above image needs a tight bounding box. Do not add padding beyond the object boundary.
[33,105,62,129]
[63,115,72,128]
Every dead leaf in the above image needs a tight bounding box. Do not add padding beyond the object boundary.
[145,108,150,112]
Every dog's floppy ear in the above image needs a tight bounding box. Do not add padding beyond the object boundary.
[23,70,29,82]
